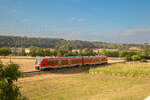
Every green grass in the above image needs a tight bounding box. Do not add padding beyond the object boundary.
[18,62,150,100]
[89,62,150,77]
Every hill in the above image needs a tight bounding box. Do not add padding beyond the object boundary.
[0,35,148,49]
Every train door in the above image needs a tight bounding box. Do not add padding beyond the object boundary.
[68,59,71,65]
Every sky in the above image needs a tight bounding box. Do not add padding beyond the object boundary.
[0,0,150,43]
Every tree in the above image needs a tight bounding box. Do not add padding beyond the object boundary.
[29,46,37,57]
[45,48,51,56]
[20,47,26,56]
[0,61,27,100]
[0,47,11,56]
[36,48,45,57]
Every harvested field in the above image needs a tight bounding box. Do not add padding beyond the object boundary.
[1,58,36,72]
[16,62,150,100]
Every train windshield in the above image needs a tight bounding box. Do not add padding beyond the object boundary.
[35,58,43,65]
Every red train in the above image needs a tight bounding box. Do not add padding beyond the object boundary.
[35,56,107,70]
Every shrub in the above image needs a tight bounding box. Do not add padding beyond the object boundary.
[0,62,27,100]
[131,55,141,61]
[119,50,137,57]
[140,59,147,63]
[125,55,132,61]
[101,50,119,57]
[137,50,150,59]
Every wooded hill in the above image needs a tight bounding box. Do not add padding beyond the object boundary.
[0,35,149,49]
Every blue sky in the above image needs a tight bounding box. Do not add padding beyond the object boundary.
[0,0,150,43]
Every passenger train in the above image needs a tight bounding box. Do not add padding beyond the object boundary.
[35,56,107,70]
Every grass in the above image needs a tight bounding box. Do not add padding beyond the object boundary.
[17,62,150,100]
[89,62,150,77]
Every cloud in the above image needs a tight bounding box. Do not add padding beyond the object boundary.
[21,18,29,23]
[71,17,85,22]
[71,17,75,21]
[103,28,150,43]
[11,9,17,13]
[77,18,85,22]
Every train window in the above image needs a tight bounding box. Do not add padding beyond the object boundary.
[43,62,46,66]
[72,59,76,63]
[59,60,61,65]
[51,60,56,65]
[68,60,71,64]
[55,60,58,64]
[62,60,65,65]
[47,60,51,65]
[72,59,81,63]
[85,59,88,62]
[65,60,68,64]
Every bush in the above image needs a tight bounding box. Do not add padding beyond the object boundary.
[131,55,141,61]
[101,50,119,57]
[0,62,27,100]
[137,50,150,59]
[140,59,147,63]
[119,50,137,57]
[125,55,132,61]
[0,47,12,56]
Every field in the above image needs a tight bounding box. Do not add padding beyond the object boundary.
[1,56,150,100]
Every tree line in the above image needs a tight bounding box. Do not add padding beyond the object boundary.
[29,46,97,57]
[0,46,97,57]
[101,49,150,62]
[0,35,149,50]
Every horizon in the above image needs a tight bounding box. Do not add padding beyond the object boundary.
[0,0,150,43]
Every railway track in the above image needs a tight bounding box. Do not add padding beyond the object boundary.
[22,61,126,76]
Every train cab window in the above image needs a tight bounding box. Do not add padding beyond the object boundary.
[35,59,42,65]
[43,62,46,66]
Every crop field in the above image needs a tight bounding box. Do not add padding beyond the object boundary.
[15,61,150,100]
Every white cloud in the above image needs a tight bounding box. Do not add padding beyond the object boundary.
[77,18,85,22]
[106,28,150,43]
[71,17,75,21]
[11,9,17,13]
[71,17,85,22]
[21,18,29,23]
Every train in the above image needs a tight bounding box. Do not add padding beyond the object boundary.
[35,56,108,70]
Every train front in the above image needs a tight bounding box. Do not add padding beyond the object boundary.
[35,58,43,70]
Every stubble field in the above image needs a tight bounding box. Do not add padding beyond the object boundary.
[1,56,150,100]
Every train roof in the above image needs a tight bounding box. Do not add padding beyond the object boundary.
[36,56,107,60]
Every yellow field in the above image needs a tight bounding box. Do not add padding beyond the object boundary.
[17,62,150,100]
[15,61,150,100]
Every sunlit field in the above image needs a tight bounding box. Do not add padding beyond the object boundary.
[16,62,150,100]
[90,62,150,77]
